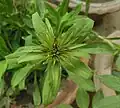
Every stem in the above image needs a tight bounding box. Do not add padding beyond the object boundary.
[85,0,90,16]
[97,35,115,49]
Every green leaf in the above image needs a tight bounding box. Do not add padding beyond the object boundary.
[60,17,94,46]
[116,55,120,70]
[0,60,7,81]
[32,12,46,33]
[0,97,7,108]
[56,104,73,108]
[85,0,90,16]
[0,36,9,56]
[15,46,42,53]
[33,73,41,107]
[80,43,114,54]
[23,16,33,28]
[112,71,120,77]
[76,88,89,108]
[45,2,59,23]
[6,88,14,96]
[0,79,5,96]
[93,95,120,108]
[69,72,95,91]
[58,0,69,16]
[92,90,104,108]
[42,62,61,105]
[71,4,82,16]
[19,77,26,90]
[6,57,23,70]
[70,50,90,58]
[32,12,46,41]
[11,64,33,87]
[63,59,92,79]
[45,18,54,38]
[35,0,45,19]
[98,75,120,92]
[32,12,52,47]
[18,53,43,63]
[45,2,61,35]
[24,35,32,46]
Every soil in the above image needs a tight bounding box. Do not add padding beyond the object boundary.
[82,0,113,3]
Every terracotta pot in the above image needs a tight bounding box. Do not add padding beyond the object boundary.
[69,0,120,15]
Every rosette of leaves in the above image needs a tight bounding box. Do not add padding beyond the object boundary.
[2,0,114,107]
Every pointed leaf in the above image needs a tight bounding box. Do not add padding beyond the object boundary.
[6,57,23,70]
[33,73,41,107]
[71,4,82,16]
[98,75,120,92]
[45,18,54,37]
[58,0,69,16]
[80,43,114,54]
[19,77,26,90]
[63,59,92,79]
[70,50,90,58]
[23,16,33,28]
[0,79,5,96]
[0,60,7,81]
[0,36,9,56]
[18,53,43,63]
[32,12,52,47]
[42,62,61,105]
[76,88,89,108]
[24,35,32,46]
[11,64,33,87]
[45,2,61,35]
[32,12,47,42]
[35,0,45,19]
[69,72,95,91]
[92,90,104,108]
[93,95,120,108]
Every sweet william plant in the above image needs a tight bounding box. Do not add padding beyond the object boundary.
[0,0,114,107]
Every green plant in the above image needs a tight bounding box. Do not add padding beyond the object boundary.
[0,0,115,107]
[0,0,35,107]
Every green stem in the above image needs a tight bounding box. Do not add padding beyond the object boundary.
[85,0,90,16]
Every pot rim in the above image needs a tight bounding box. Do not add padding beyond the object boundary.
[57,0,120,14]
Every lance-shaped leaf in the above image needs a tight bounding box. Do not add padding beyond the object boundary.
[93,95,120,108]
[98,75,120,92]
[69,72,95,92]
[80,43,114,54]
[18,53,44,63]
[19,77,26,90]
[0,36,9,57]
[11,64,33,88]
[32,12,53,47]
[35,0,45,19]
[58,0,69,16]
[62,58,92,79]
[76,88,89,108]
[92,90,104,108]
[42,62,61,105]
[33,73,41,107]
[60,17,94,46]
[0,79,5,96]
[0,60,7,81]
